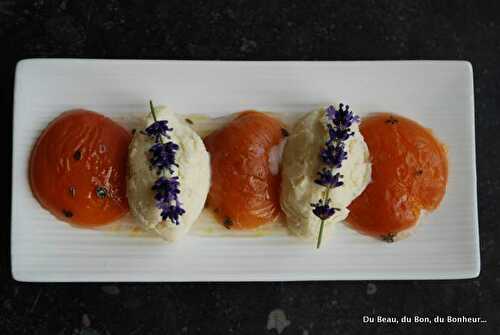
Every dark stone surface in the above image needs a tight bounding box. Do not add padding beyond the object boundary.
[1,0,499,334]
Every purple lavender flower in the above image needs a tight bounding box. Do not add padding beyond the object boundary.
[326,103,360,128]
[152,176,185,225]
[149,142,179,174]
[320,143,348,168]
[156,200,186,225]
[315,169,344,188]
[146,100,185,226]
[325,105,337,121]
[152,176,181,202]
[327,123,355,142]
[144,120,173,142]
[311,199,338,220]
[314,103,360,248]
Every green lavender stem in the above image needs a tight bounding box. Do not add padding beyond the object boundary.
[149,100,158,122]
[316,184,332,249]
[149,101,166,179]
[317,136,341,249]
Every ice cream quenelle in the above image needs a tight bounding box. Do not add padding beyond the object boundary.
[127,104,210,241]
[280,105,371,243]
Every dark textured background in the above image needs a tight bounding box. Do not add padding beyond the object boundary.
[2,1,499,334]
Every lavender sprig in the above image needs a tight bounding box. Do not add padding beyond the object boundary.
[315,169,344,188]
[144,120,173,142]
[152,176,185,224]
[311,199,338,220]
[320,142,348,168]
[145,101,185,226]
[149,142,179,174]
[311,104,360,248]
[152,176,181,203]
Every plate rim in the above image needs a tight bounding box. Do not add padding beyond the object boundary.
[11,59,480,282]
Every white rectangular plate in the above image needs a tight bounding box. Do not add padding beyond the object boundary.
[12,59,479,282]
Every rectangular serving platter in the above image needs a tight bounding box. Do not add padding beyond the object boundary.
[11,59,479,281]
